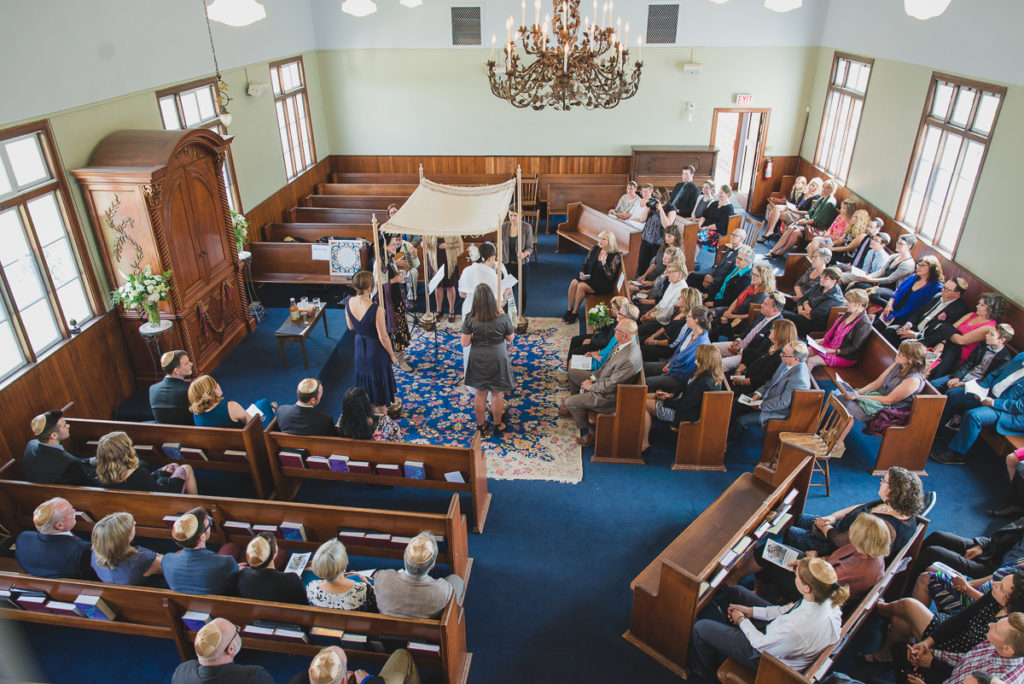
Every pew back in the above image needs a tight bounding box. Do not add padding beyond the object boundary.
[673,390,734,471]
[557,202,642,282]
[538,173,629,203]
[317,183,418,197]
[263,223,373,243]
[305,195,407,211]
[591,369,647,464]
[287,207,384,224]
[249,241,370,284]
[547,184,626,217]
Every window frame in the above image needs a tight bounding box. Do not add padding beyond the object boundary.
[812,52,874,184]
[154,77,243,211]
[896,72,1006,257]
[0,119,103,381]
[269,56,317,180]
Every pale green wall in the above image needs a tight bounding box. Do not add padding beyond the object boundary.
[801,49,1024,306]
[316,47,818,156]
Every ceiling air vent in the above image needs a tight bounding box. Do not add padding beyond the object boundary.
[646,4,679,45]
[451,7,482,46]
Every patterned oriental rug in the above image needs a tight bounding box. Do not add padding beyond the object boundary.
[395,316,583,484]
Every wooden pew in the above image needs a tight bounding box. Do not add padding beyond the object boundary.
[716,515,930,684]
[61,416,275,500]
[590,369,647,464]
[674,216,701,272]
[538,173,629,204]
[712,214,746,266]
[263,223,374,243]
[776,253,811,294]
[546,184,627,229]
[249,241,370,284]
[557,202,642,285]
[759,383,826,466]
[767,175,798,206]
[0,478,471,581]
[812,325,946,475]
[0,571,471,684]
[305,195,406,211]
[263,424,491,534]
[317,183,418,197]
[288,207,384,224]
[330,171,510,186]
[673,390,735,471]
[623,445,815,677]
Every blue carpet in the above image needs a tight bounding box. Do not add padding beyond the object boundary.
[14,233,1009,684]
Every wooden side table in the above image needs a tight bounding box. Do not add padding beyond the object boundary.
[275,304,329,369]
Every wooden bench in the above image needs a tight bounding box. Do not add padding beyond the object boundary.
[767,175,798,207]
[330,171,510,186]
[811,324,946,475]
[0,571,471,684]
[287,207,385,224]
[624,446,815,677]
[263,423,491,534]
[981,430,1024,462]
[61,416,275,499]
[674,216,701,272]
[717,515,929,684]
[712,214,747,266]
[263,223,374,243]
[0,478,471,581]
[249,241,370,284]
[759,383,826,466]
[557,202,642,287]
[590,369,648,465]
[776,253,811,294]
[305,195,407,211]
[673,390,735,471]
[317,183,418,197]
[546,183,627,231]
[538,173,629,204]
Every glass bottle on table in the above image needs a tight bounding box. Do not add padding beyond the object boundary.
[289,297,299,322]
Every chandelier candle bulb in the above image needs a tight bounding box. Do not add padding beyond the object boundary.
[535,0,540,26]
[601,2,607,28]
[491,34,496,60]
[522,0,526,27]
[624,21,628,47]
[564,44,569,71]
[593,0,598,27]
[637,36,642,62]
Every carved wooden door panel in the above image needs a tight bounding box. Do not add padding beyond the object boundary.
[182,156,230,280]
[161,171,204,300]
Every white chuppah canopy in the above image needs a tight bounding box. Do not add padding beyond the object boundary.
[378,177,516,237]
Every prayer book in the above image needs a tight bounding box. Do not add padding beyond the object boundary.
[0,589,21,610]
[179,447,208,461]
[762,539,801,570]
[275,627,308,643]
[403,461,425,479]
[375,463,401,477]
[709,567,729,588]
[253,524,280,537]
[243,625,276,638]
[306,456,331,470]
[13,591,49,612]
[161,442,182,460]
[162,515,181,527]
[347,460,372,474]
[284,552,311,575]
[388,535,413,550]
[767,512,793,535]
[74,510,94,524]
[337,528,368,544]
[278,449,307,469]
[221,449,248,463]
[309,626,345,645]
[407,642,441,657]
[698,581,711,598]
[279,521,307,541]
[732,536,754,554]
[719,549,739,568]
[364,533,392,547]
[181,611,210,631]
[849,266,867,277]
[44,600,83,617]
[223,521,254,536]
[444,471,465,483]
[570,354,594,370]
[132,444,158,458]
[328,454,350,472]
[341,633,368,648]
[783,488,799,505]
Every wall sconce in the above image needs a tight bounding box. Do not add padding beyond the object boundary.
[686,101,695,123]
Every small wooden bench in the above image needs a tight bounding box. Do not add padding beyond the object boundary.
[590,368,648,465]
[0,479,471,581]
[538,173,629,205]
[811,324,946,475]
[717,514,929,684]
[624,447,815,677]
[263,223,374,243]
[546,184,627,231]
[557,202,642,288]
[249,241,370,285]
[264,423,491,534]
[0,571,471,684]
[305,195,407,211]
[673,390,735,471]
[288,207,391,224]
[330,171,510,186]
[317,183,418,197]
[61,416,275,499]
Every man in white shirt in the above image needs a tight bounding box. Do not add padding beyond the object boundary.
[637,266,687,339]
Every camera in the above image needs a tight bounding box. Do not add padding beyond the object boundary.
[646,197,660,211]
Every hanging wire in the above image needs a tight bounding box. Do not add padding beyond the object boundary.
[202,0,233,112]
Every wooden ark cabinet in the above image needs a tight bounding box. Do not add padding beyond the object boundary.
[72,129,250,384]
[631,146,718,187]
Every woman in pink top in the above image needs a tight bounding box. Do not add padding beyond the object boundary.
[814,199,856,245]
[807,290,873,371]
[928,293,1006,377]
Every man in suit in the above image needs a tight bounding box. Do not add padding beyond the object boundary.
[686,228,747,292]
[560,319,643,446]
[714,292,785,372]
[788,267,846,336]
[171,618,276,684]
[289,645,420,684]
[162,507,240,595]
[909,513,1024,580]
[15,497,94,579]
[149,350,194,425]
[932,324,1015,393]
[22,407,96,486]
[275,378,338,436]
[373,533,464,620]
[879,277,969,348]
[931,351,1024,465]
[731,341,812,437]
[668,165,699,217]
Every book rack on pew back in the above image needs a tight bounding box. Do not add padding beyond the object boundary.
[0,477,471,582]
[0,571,471,684]
[287,207,390,224]
[61,416,275,500]
[812,312,947,475]
[716,514,929,684]
[590,368,647,465]
[624,444,816,678]
[263,223,374,243]
[329,172,511,186]
[263,420,491,534]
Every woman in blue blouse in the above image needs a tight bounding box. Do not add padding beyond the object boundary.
[188,375,274,428]
[874,256,943,328]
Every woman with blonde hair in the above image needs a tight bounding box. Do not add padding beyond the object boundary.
[563,229,622,324]
[306,539,373,611]
[806,289,873,371]
[188,375,274,429]
[95,431,197,494]
[641,287,703,358]
[712,262,776,339]
[423,234,464,322]
[830,208,872,262]
[689,557,848,680]
[642,344,727,450]
[731,318,798,391]
[768,180,838,257]
[237,532,305,604]
[762,176,813,241]
[90,511,162,585]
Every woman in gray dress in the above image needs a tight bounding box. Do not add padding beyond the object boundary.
[461,283,516,436]
[836,339,928,423]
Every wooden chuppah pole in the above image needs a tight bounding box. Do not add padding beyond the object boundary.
[495,214,503,309]
[371,214,385,310]
[515,165,527,334]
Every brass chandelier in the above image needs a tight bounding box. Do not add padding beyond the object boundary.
[486,0,643,111]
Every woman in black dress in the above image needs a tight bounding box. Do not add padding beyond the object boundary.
[562,230,623,324]
[95,431,198,494]
[379,234,412,372]
[641,344,727,451]
[462,284,516,436]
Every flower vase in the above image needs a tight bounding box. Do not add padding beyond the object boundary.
[143,303,161,327]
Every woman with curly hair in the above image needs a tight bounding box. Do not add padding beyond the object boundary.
[336,386,404,442]
[783,466,923,563]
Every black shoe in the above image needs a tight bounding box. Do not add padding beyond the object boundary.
[561,311,572,322]
[986,505,1024,518]
[566,312,578,324]
[930,449,966,465]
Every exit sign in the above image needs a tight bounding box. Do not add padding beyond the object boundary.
[735,93,754,105]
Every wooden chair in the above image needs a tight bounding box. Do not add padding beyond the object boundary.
[778,393,853,496]
[740,215,764,246]
[519,173,539,210]
[713,214,745,266]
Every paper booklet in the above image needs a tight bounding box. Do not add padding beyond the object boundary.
[762,539,801,570]
[806,337,827,355]
[964,379,989,401]
[246,403,265,418]
[849,265,867,277]
[283,552,311,575]
[426,264,446,295]
[570,355,594,371]
[833,373,856,396]
[738,394,762,408]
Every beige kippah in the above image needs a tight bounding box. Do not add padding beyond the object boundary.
[308,648,344,684]
[298,378,319,393]
[405,535,434,565]
[246,535,272,566]
[30,414,47,436]
[33,501,56,529]
[172,513,199,542]
[160,351,177,367]
[194,622,224,659]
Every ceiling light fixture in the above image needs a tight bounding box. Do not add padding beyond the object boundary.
[205,0,266,27]
[342,0,378,17]
[708,0,731,4]
[763,0,802,12]
[400,0,424,7]
[903,0,952,20]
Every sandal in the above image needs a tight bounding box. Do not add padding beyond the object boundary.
[448,313,456,323]
[492,421,507,434]
[475,423,492,437]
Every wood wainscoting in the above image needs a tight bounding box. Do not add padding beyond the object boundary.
[747,155,802,217]
[330,155,632,177]
[0,312,135,464]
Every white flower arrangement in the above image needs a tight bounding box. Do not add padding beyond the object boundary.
[111,266,173,324]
